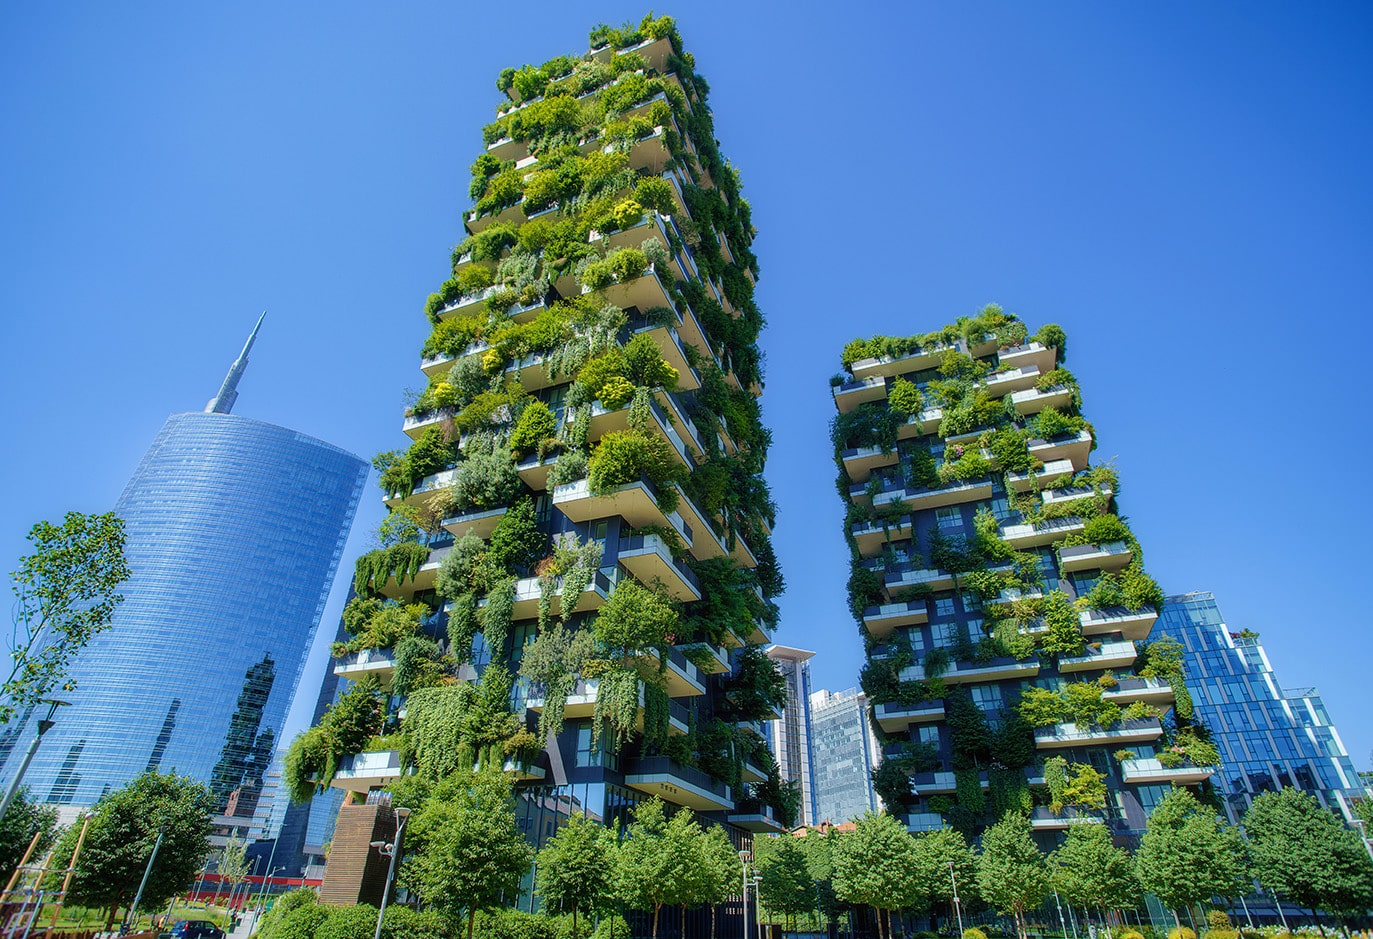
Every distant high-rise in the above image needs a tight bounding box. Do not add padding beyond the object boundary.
[1154,592,1367,824]
[764,646,815,827]
[808,688,880,824]
[0,318,369,815]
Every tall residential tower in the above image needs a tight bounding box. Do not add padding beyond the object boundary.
[833,308,1213,843]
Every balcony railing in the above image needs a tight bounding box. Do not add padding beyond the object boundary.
[1119,757,1216,785]
[617,533,702,601]
[624,756,734,810]
[1034,717,1163,749]
[1058,640,1138,673]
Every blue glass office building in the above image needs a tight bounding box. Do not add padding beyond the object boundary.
[1153,592,1366,824]
[0,322,368,811]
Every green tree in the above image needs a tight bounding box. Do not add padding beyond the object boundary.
[832,812,919,939]
[1051,823,1137,932]
[616,798,696,939]
[796,827,845,928]
[757,835,817,932]
[977,813,1050,939]
[0,787,57,883]
[215,833,252,907]
[1134,788,1245,929]
[592,579,679,662]
[398,769,532,939]
[696,824,742,939]
[47,770,214,927]
[911,827,979,930]
[536,813,619,936]
[1242,788,1373,927]
[5,511,131,723]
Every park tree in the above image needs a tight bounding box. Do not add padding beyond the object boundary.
[398,769,532,939]
[617,798,697,939]
[215,834,252,912]
[4,512,130,724]
[977,813,1050,939]
[1134,788,1245,929]
[1051,822,1138,933]
[832,812,919,939]
[0,788,57,883]
[1242,788,1373,927]
[48,770,213,928]
[537,813,619,936]
[911,827,979,931]
[757,835,818,932]
[796,827,845,928]
[696,824,742,939]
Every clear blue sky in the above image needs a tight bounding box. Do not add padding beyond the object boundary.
[3,2,1370,767]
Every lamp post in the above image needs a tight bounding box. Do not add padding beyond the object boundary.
[948,862,964,938]
[0,699,69,821]
[739,850,751,939]
[124,825,166,932]
[369,807,410,939]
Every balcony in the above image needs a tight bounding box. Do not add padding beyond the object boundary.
[904,812,946,833]
[401,407,453,440]
[472,568,614,620]
[910,771,970,794]
[383,467,457,510]
[483,133,528,165]
[999,516,1086,548]
[654,389,707,461]
[900,657,1040,685]
[628,320,701,392]
[441,504,509,540]
[378,546,447,599]
[589,33,674,72]
[677,641,729,675]
[728,800,786,833]
[841,445,899,484]
[1042,483,1114,508]
[1029,806,1104,829]
[329,750,403,792]
[747,617,774,646]
[421,341,483,378]
[1103,676,1175,707]
[832,376,887,414]
[1058,640,1138,673]
[499,758,547,782]
[1028,430,1093,468]
[874,477,995,511]
[1011,384,1075,416]
[579,395,692,467]
[1059,541,1133,573]
[848,343,959,381]
[998,341,1056,374]
[515,452,556,490]
[985,365,1041,396]
[625,756,734,811]
[851,515,913,557]
[616,534,702,602]
[984,587,1045,608]
[553,478,692,540]
[883,567,957,597]
[862,600,929,640]
[1079,605,1158,641]
[1006,458,1076,493]
[1034,717,1163,749]
[1119,758,1216,785]
[333,648,397,687]
[629,645,707,698]
[874,700,946,733]
[592,264,675,322]
[896,409,936,440]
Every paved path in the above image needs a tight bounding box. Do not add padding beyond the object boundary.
[227,909,259,939]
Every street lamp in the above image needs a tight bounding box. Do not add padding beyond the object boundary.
[948,862,964,937]
[0,699,69,820]
[369,807,410,939]
[255,866,285,915]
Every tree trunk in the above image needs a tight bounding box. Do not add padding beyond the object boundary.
[711,904,717,939]
[469,909,476,939]
[652,902,661,939]
[681,903,688,939]
[1310,908,1324,937]
[573,908,579,939]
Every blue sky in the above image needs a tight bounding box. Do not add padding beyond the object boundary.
[3,2,1370,768]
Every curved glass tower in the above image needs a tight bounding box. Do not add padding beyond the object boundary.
[0,319,368,812]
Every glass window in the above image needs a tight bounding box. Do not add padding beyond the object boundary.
[935,506,963,531]
[934,597,955,617]
[917,725,940,747]
[932,622,960,648]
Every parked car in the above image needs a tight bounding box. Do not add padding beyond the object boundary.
[167,921,225,939]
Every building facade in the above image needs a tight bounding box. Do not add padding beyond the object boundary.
[1153,592,1367,825]
[307,15,786,914]
[833,309,1213,843]
[0,319,368,815]
[764,645,815,827]
[808,687,880,825]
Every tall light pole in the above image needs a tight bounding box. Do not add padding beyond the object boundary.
[739,850,750,939]
[125,825,166,932]
[948,862,964,937]
[0,700,69,820]
[369,807,410,939]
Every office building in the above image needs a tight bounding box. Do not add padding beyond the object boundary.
[764,645,815,827]
[833,308,1211,842]
[307,15,785,914]
[1154,592,1367,825]
[808,687,880,824]
[0,317,369,816]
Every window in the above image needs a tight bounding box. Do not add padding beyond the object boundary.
[990,497,1014,521]
[936,506,963,531]
[932,622,960,649]
[534,494,552,524]
[934,597,955,618]
[917,725,940,747]
[575,722,619,770]
[971,685,1003,712]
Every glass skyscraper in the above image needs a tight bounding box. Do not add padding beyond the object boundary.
[1153,592,1367,824]
[0,318,368,814]
[808,687,881,825]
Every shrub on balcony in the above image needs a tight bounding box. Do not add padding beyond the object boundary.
[938,444,992,483]
[1043,756,1106,813]
[509,399,558,458]
[449,448,523,512]
[1080,513,1132,546]
[938,390,1003,438]
[1037,589,1086,657]
[353,542,431,597]
[722,644,787,723]
[594,580,680,663]
[283,677,384,801]
[587,430,683,508]
[487,499,547,573]
[335,596,427,655]
[1031,407,1085,440]
[1033,323,1067,362]
[887,378,922,416]
[392,635,454,698]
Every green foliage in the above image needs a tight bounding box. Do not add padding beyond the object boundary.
[283,676,385,800]
[509,399,558,457]
[588,429,683,499]
[353,542,430,597]
[392,635,453,698]
[724,644,787,722]
[615,798,701,931]
[1243,787,1373,918]
[1052,822,1137,910]
[1033,323,1067,361]
[0,788,57,885]
[887,378,922,415]
[336,596,427,655]
[1080,513,1132,545]
[593,579,679,661]
[1135,788,1246,915]
[536,813,619,931]
[831,812,920,915]
[757,835,818,921]
[1037,590,1086,657]
[977,813,1050,939]
[1032,407,1086,440]
[5,511,131,723]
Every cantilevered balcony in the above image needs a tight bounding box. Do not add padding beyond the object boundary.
[997,341,1056,374]
[526,676,685,735]
[1103,676,1175,707]
[862,600,929,640]
[629,645,707,698]
[378,546,447,600]
[1011,384,1075,416]
[883,566,957,597]
[832,376,886,414]
[514,452,556,490]
[1042,483,1114,509]
[999,516,1086,548]
[874,700,946,733]
[984,365,1041,396]
[593,264,675,324]
[904,812,946,833]
[441,504,509,540]
[329,750,403,792]
[553,477,691,539]
[848,342,959,381]
[625,756,734,811]
[900,656,1041,684]
[747,617,774,647]
[383,467,457,510]
[421,340,484,378]
[1029,806,1104,829]
[402,407,454,440]
[728,800,786,834]
[677,641,730,675]
[333,648,398,687]
[1059,541,1133,573]
[851,515,913,556]
[653,390,707,460]
[1119,758,1216,785]
[589,33,674,72]
[474,568,614,620]
[1058,640,1138,673]
[628,320,701,392]
[873,477,995,511]
[1005,459,1076,493]
[984,587,1045,608]
[1079,606,1158,641]
[1028,430,1093,468]
[896,409,938,439]
[580,395,693,467]
[1034,717,1163,749]
[842,445,900,484]
[483,133,528,164]
[617,533,702,602]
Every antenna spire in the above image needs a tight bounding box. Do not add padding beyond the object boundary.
[205,312,266,414]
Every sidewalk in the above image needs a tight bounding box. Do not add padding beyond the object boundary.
[227,910,259,939]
